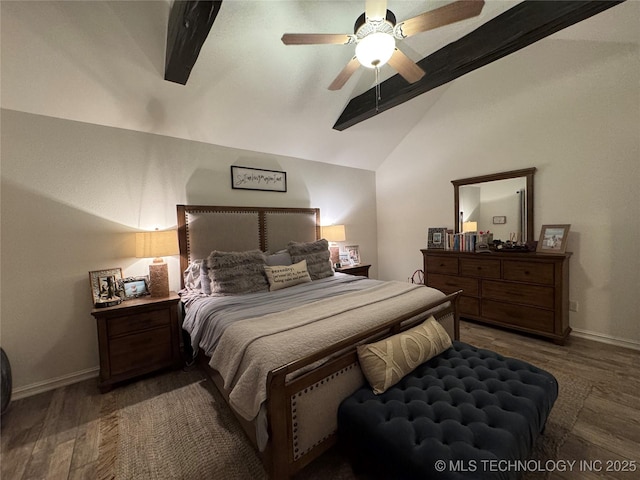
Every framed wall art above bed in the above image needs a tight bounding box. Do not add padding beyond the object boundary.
[230,166,287,192]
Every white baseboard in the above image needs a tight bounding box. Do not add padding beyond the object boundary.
[10,329,639,399]
[571,328,640,351]
[11,367,99,401]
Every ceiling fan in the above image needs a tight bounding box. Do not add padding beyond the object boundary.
[281,0,485,90]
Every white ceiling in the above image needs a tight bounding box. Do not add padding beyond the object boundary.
[1,0,638,171]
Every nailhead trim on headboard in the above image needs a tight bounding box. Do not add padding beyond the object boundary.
[176,205,320,288]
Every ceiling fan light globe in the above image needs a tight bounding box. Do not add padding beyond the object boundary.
[355,32,395,68]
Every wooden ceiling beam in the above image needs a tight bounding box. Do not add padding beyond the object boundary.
[333,0,625,131]
[165,1,222,85]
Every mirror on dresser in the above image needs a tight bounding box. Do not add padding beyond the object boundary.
[452,168,536,244]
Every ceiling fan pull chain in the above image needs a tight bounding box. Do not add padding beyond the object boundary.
[375,65,381,112]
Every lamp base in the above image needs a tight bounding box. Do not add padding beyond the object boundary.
[329,246,340,267]
[149,262,170,297]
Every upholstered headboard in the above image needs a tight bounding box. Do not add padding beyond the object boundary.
[176,205,321,288]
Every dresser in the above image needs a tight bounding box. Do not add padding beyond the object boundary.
[421,250,571,344]
[91,292,182,392]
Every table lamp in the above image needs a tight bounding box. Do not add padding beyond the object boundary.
[135,229,179,297]
[322,224,346,267]
[462,221,478,233]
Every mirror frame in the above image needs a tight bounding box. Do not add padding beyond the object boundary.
[452,168,536,243]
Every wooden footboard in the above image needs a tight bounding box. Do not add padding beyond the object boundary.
[262,290,460,479]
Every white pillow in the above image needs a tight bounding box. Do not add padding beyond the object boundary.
[183,259,212,294]
[264,260,312,291]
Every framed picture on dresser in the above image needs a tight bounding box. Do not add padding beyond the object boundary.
[537,224,570,254]
[427,227,447,249]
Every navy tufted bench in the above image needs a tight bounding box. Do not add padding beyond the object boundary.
[338,341,558,480]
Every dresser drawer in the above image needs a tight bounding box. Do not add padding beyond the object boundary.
[460,258,501,278]
[481,300,554,333]
[109,326,172,376]
[459,296,480,316]
[425,255,459,275]
[503,261,554,285]
[108,308,171,337]
[482,280,554,309]
[427,273,478,296]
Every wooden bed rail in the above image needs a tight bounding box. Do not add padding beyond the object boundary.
[265,289,461,479]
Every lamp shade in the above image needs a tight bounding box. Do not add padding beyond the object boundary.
[135,230,179,259]
[462,221,478,233]
[322,225,346,242]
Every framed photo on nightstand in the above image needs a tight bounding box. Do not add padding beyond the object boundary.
[120,276,150,299]
[345,245,360,265]
[89,268,124,307]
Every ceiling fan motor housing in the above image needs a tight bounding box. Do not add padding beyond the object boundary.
[354,10,396,37]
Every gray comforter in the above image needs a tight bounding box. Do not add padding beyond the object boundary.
[181,273,380,357]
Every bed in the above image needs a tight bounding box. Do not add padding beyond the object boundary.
[176,205,461,479]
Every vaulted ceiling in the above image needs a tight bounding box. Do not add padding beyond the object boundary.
[1,1,638,171]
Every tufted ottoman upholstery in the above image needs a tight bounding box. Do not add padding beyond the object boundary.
[338,341,558,480]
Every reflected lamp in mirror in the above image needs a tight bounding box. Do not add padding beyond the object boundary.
[462,221,478,233]
[322,225,346,267]
[135,229,179,297]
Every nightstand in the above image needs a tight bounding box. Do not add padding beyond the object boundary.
[335,264,371,278]
[91,292,181,392]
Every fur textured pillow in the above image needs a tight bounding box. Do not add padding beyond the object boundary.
[357,316,452,394]
[207,250,268,295]
[287,239,334,280]
[264,260,312,291]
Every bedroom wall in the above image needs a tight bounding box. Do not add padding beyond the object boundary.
[0,109,377,394]
[376,35,640,346]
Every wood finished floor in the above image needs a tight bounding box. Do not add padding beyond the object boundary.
[2,321,639,479]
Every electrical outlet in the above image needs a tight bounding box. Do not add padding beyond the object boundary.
[569,301,578,312]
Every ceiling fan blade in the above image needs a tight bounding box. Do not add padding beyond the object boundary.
[365,0,388,21]
[387,48,425,84]
[281,33,354,45]
[328,57,361,90]
[395,0,485,38]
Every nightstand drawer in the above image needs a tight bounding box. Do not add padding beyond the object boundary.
[109,327,172,376]
[426,255,459,275]
[108,309,171,337]
[427,273,478,296]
